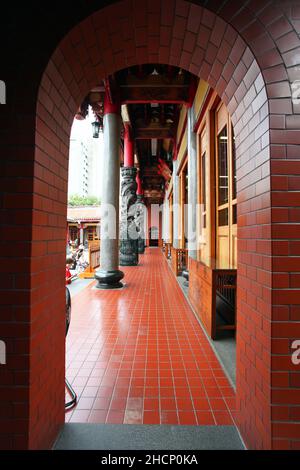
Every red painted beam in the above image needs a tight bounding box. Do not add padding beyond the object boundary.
[104,80,121,115]
[121,99,189,105]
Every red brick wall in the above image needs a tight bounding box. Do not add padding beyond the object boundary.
[189,258,213,338]
[0,0,300,450]
[28,91,71,449]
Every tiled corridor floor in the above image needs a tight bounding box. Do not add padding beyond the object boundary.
[66,248,236,425]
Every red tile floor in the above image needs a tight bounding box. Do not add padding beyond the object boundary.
[66,248,236,426]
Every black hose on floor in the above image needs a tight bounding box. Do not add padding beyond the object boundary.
[65,286,77,411]
[65,378,77,411]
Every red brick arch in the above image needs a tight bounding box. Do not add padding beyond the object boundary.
[1,0,300,451]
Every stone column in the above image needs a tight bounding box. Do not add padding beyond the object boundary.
[187,106,197,260]
[164,197,170,242]
[169,193,173,244]
[172,159,180,248]
[95,90,124,289]
[162,198,166,242]
[135,171,146,254]
[119,124,139,266]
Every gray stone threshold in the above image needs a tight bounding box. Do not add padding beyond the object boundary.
[53,424,244,450]
[68,277,94,297]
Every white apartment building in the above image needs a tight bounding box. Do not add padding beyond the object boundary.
[68,110,103,199]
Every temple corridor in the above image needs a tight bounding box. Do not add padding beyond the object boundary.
[65,248,235,426]
[2,0,300,451]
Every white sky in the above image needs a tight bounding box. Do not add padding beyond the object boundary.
[70,106,96,140]
[69,107,104,200]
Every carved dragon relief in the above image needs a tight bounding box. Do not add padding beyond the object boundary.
[134,196,146,254]
[120,167,138,240]
[134,196,146,238]
[119,167,140,265]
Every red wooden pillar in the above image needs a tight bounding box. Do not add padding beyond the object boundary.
[136,170,143,196]
[124,124,134,168]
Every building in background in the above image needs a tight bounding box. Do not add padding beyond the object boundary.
[68,139,90,197]
[68,108,103,200]
[67,206,101,246]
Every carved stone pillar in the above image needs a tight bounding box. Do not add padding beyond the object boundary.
[119,166,139,266]
[135,194,146,254]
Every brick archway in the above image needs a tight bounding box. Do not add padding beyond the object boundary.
[1,0,300,451]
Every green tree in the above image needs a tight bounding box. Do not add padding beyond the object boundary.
[68,194,101,206]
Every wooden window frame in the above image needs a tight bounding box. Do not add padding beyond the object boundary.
[215,102,237,269]
[168,190,173,244]
[195,92,219,267]
[178,155,188,249]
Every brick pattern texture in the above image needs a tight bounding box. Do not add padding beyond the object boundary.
[0,0,300,450]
